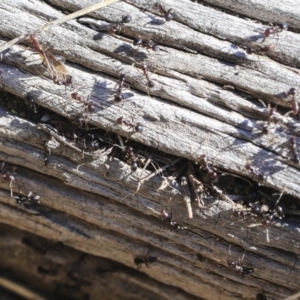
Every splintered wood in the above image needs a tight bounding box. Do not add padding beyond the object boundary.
[0,0,299,300]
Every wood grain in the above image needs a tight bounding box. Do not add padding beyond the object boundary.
[0,0,299,299]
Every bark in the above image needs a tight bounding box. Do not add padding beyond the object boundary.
[0,0,299,300]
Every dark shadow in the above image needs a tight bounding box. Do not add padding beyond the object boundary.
[275,91,288,99]
[92,32,106,41]
[142,13,165,27]
[245,34,264,42]
[113,44,148,61]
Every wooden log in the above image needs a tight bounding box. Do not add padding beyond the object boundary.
[0,0,299,299]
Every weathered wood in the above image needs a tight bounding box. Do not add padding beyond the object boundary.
[198,0,300,30]
[0,224,199,300]
[0,0,299,299]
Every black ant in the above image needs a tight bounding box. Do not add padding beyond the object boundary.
[254,191,284,242]
[233,210,252,219]
[133,36,160,52]
[140,61,155,88]
[227,245,254,276]
[76,132,103,152]
[24,94,39,113]
[262,23,288,42]
[154,2,173,21]
[287,88,298,116]
[1,162,15,197]
[160,208,187,230]
[123,146,139,171]
[71,92,95,113]
[246,44,275,55]
[261,204,284,228]
[134,249,157,270]
[198,154,218,182]
[245,161,266,184]
[71,92,96,129]
[266,105,277,124]
[114,74,126,102]
[260,201,284,243]
[232,203,262,227]
[108,15,132,35]
[15,191,41,208]
[116,117,143,133]
[262,105,277,134]
[289,136,299,163]
[53,75,73,87]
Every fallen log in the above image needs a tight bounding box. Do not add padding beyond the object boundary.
[0,0,299,299]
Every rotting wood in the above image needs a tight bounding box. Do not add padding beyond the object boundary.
[0,0,300,299]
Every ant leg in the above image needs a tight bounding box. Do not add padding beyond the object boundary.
[213,212,221,230]
[145,248,151,258]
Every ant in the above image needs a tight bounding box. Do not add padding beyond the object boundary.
[245,161,266,184]
[227,245,254,276]
[53,74,73,87]
[108,15,132,35]
[160,208,187,230]
[1,162,15,197]
[15,191,41,208]
[154,2,173,21]
[83,133,104,152]
[198,154,218,182]
[114,74,126,102]
[133,36,160,52]
[260,201,284,243]
[71,92,96,129]
[30,34,72,87]
[287,88,298,116]
[123,146,139,171]
[116,117,143,133]
[24,94,38,113]
[255,191,284,242]
[140,61,155,88]
[71,92,95,113]
[262,105,277,134]
[260,205,284,228]
[289,136,299,163]
[246,43,275,55]
[262,22,288,42]
[134,249,157,270]
[232,204,260,219]
[266,105,277,124]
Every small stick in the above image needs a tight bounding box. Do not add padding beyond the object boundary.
[187,163,204,207]
[180,176,193,219]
